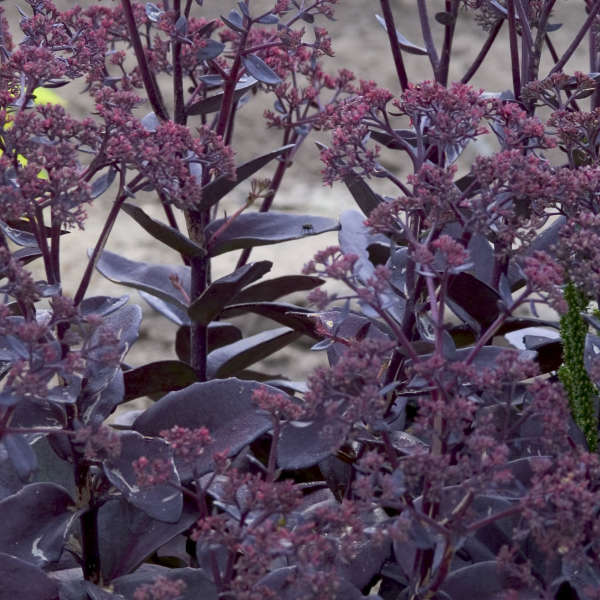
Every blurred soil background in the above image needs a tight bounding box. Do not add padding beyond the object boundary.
[3,1,592,388]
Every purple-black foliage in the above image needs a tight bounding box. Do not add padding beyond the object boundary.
[1,1,600,599]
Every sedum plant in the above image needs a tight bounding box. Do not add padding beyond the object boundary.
[1,1,600,599]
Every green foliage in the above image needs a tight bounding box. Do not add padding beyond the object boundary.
[558,282,598,451]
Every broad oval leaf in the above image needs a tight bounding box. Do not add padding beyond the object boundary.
[0,482,74,567]
[205,212,338,256]
[121,203,205,258]
[439,561,505,599]
[199,145,294,210]
[343,175,383,216]
[220,302,315,335]
[145,2,163,22]
[375,14,428,55]
[90,167,117,199]
[339,209,375,282]
[3,433,37,481]
[229,274,324,304]
[97,303,142,357]
[123,360,197,402]
[197,39,225,62]
[141,111,160,132]
[242,54,282,85]
[0,554,60,600]
[103,431,182,523]
[257,13,279,24]
[206,326,301,378]
[278,416,346,469]
[133,378,277,477]
[221,9,245,32]
[95,250,190,311]
[447,272,501,330]
[175,322,243,363]
[0,219,39,247]
[141,290,190,326]
[187,261,272,325]
[97,497,198,581]
[80,295,129,318]
[187,75,257,116]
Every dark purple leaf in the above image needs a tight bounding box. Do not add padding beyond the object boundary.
[3,433,37,481]
[343,175,383,216]
[123,361,197,402]
[220,302,315,335]
[95,250,190,310]
[187,261,272,325]
[527,215,566,256]
[237,2,250,18]
[145,2,163,22]
[13,246,42,264]
[140,290,189,326]
[498,273,513,306]
[0,451,24,501]
[0,554,59,599]
[439,561,504,599]
[141,111,159,132]
[133,378,276,477]
[206,327,301,378]
[175,14,187,36]
[447,272,501,330]
[198,74,224,87]
[197,39,225,61]
[0,219,39,247]
[318,455,352,500]
[205,212,338,256]
[97,497,198,580]
[80,295,129,318]
[435,11,456,25]
[339,209,375,282]
[122,204,205,258]
[198,144,293,210]
[176,322,243,363]
[186,75,257,116]
[0,482,74,567]
[369,127,418,150]
[229,274,324,304]
[10,397,65,429]
[31,436,76,499]
[90,167,117,199]
[316,309,391,366]
[81,350,122,401]
[375,14,428,55]
[98,303,142,357]
[112,566,217,600]
[242,54,282,85]
[103,431,182,523]
[257,13,279,24]
[221,10,245,33]
[338,536,391,590]
[278,416,346,469]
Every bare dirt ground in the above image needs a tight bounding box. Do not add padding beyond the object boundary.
[4,1,593,385]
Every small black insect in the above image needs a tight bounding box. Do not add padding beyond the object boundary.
[301,223,314,233]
